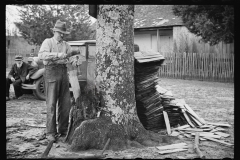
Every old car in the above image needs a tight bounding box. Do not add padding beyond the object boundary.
[22,40,96,100]
[23,40,139,100]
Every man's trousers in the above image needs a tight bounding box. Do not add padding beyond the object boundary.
[44,64,71,135]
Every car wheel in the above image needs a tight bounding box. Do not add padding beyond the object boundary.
[33,76,45,100]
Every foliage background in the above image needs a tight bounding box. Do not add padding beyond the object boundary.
[14,5,96,46]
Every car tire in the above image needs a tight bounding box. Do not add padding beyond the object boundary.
[33,76,45,101]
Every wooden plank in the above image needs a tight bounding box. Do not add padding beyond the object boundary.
[156,143,187,150]
[182,110,195,127]
[177,128,204,132]
[163,111,171,135]
[214,132,230,138]
[183,104,206,124]
[157,148,188,154]
[215,127,226,131]
[191,133,221,139]
[203,137,234,147]
[186,111,203,126]
[206,122,231,127]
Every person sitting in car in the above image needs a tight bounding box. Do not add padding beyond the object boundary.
[6,55,36,101]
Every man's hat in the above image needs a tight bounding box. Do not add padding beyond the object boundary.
[51,20,70,34]
[15,55,23,61]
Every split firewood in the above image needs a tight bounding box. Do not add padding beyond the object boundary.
[206,122,231,127]
[194,132,206,159]
[163,111,171,135]
[156,143,187,150]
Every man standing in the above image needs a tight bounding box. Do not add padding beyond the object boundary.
[38,20,74,142]
[6,55,34,101]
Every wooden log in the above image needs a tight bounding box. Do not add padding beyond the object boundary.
[157,148,188,154]
[156,143,187,150]
[194,133,206,159]
[163,111,171,135]
[203,137,234,147]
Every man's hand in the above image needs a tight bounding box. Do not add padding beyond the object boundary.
[26,74,30,80]
[57,52,67,59]
[10,77,15,82]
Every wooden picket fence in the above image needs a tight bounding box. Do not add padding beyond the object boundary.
[6,49,234,83]
[159,52,234,83]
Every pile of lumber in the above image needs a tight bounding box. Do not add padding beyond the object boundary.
[156,85,233,147]
[134,51,165,132]
[134,52,233,149]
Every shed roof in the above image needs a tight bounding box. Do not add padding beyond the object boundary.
[134,5,183,29]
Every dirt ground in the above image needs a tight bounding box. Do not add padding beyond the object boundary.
[6,77,234,159]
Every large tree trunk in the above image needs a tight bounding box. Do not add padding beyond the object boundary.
[67,5,178,152]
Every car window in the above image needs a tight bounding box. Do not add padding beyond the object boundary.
[71,45,86,57]
[88,45,96,59]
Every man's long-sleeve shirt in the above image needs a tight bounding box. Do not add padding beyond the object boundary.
[8,62,35,83]
[38,37,72,66]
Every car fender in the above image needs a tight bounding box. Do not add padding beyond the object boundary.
[31,68,45,79]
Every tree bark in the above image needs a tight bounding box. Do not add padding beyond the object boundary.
[68,5,178,152]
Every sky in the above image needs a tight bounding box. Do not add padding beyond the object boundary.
[6,5,96,36]
[6,5,21,36]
